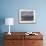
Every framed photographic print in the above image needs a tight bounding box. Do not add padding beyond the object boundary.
[19,9,35,23]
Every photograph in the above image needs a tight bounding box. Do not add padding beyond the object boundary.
[19,9,35,23]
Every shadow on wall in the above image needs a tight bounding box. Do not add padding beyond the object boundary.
[0,16,5,46]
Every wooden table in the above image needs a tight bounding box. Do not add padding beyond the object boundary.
[4,32,43,46]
